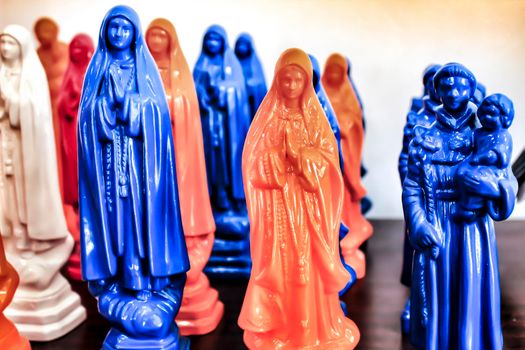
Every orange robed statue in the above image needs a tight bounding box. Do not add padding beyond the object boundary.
[322,53,373,279]
[146,18,224,336]
[0,237,30,350]
[238,48,359,349]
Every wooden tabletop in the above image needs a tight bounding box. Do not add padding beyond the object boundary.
[29,219,525,349]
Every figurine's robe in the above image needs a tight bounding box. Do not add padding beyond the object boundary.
[403,104,516,350]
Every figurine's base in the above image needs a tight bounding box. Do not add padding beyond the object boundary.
[103,328,190,350]
[0,315,31,350]
[66,251,82,281]
[342,249,366,279]
[204,265,251,279]
[401,298,410,334]
[5,274,86,341]
[206,249,251,278]
[176,273,224,335]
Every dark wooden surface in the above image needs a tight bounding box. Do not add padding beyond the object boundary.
[29,219,525,349]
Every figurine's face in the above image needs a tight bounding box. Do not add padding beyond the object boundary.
[437,76,471,112]
[146,27,170,56]
[235,39,251,59]
[35,20,57,46]
[204,32,223,56]
[324,64,345,86]
[478,106,502,130]
[278,65,306,101]
[70,40,92,65]
[106,16,134,51]
[0,35,21,62]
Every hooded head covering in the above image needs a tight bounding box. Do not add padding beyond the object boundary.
[0,25,68,240]
[78,5,189,281]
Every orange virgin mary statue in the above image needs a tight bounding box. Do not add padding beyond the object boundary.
[0,237,30,350]
[238,48,359,349]
[146,18,223,336]
[322,53,373,279]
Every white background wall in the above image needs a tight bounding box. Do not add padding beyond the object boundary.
[2,0,524,219]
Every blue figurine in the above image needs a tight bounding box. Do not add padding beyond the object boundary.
[310,54,357,315]
[78,6,190,349]
[193,25,252,278]
[234,33,267,120]
[345,56,372,214]
[398,64,441,334]
[403,63,517,350]
[472,81,487,107]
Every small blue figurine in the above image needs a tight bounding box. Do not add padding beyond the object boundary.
[234,33,267,120]
[310,54,357,315]
[403,63,517,350]
[472,81,487,107]
[78,6,190,349]
[398,63,441,334]
[193,25,252,278]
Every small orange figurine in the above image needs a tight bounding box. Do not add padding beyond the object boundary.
[0,237,31,350]
[238,48,359,349]
[322,53,372,279]
[57,34,94,280]
[146,18,224,335]
[34,17,69,194]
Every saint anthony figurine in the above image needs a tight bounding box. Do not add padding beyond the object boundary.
[78,6,189,349]
[193,25,252,278]
[57,33,94,280]
[234,33,267,120]
[34,17,69,194]
[0,24,85,341]
[0,237,30,350]
[403,63,516,350]
[322,53,373,279]
[146,18,224,335]
[398,64,441,334]
[238,48,359,349]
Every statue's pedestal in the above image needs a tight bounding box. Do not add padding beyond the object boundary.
[103,327,190,350]
[5,273,86,341]
[0,314,30,350]
[176,273,224,335]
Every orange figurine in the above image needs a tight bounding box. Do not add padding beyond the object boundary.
[34,17,69,194]
[322,53,372,279]
[146,18,224,335]
[0,237,31,350]
[57,34,94,280]
[238,48,359,349]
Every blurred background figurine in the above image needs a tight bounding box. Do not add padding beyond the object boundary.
[398,63,441,334]
[234,33,267,121]
[78,6,190,349]
[193,25,252,278]
[0,24,85,341]
[322,53,373,279]
[0,237,30,350]
[403,63,516,350]
[239,48,359,349]
[146,18,224,336]
[33,17,68,193]
[57,33,94,281]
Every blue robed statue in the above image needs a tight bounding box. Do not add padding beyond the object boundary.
[193,25,252,278]
[78,5,189,349]
[403,63,516,350]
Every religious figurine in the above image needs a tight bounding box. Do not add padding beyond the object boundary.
[0,24,86,341]
[146,18,224,336]
[322,53,373,279]
[0,237,30,350]
[398,63,441,334]
[234,33,267,120]
[472,81,487,107]
[238,48,359,349]
[309,53,356,312]
[57,33,94,280]
[403,63,517,350]
[345,56,372,215]
[78,6,190,349]
[193,25,252,278]
[34,17,69,193]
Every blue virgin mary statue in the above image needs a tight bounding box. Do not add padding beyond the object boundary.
[78,5,189,349]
